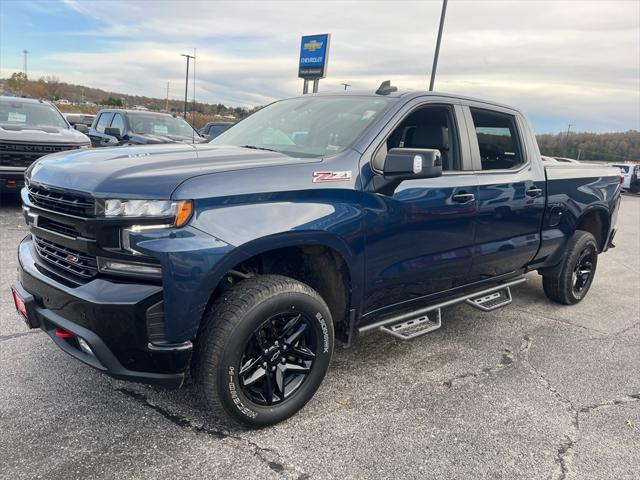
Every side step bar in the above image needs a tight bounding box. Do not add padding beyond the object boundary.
[358,277,526,340]
[466,287,513,311]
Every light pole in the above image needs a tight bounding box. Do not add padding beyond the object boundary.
[181,53,195,119]
[341,83,351,90]
[23,50,29,79]
[429,0,448,91]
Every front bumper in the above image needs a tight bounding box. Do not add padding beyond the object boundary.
[0,170,25,191]
[15,236,192,388]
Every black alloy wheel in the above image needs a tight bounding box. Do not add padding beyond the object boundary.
[572,246,596,295]
[238,312,318,406]
[193,275,334,427]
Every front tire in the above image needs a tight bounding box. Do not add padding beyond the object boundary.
[193,275,334,428]
[542,230,599,305]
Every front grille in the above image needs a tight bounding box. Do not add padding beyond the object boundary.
[28,184,95,217]
[0,142,80,168]
[38,217,86,238]
[33,236,98,279]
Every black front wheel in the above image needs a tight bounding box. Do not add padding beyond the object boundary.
[193,275,334,428]
[542,230,599,305]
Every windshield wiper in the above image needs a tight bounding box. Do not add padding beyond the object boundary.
[239,144,278,152]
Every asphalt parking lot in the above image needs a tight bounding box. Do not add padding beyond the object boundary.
[0,192,638,480]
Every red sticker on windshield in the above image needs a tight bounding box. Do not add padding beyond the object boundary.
[313,171,352,183]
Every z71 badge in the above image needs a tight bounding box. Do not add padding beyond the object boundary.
[312,171,352,183]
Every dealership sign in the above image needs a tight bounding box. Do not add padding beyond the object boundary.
[298,34,331,79]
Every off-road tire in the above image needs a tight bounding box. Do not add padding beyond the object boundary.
[192,274,334,428]
[542,230,598,305]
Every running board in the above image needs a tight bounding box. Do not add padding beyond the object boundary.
[379,310,442,340]
[358,277,526,340]
[465,287,512,311]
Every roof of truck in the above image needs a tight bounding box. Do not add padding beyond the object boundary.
[304,89,521,113]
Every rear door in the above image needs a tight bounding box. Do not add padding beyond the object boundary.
[463,105,545,279]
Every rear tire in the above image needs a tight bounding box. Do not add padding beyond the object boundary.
[193,275,334,428]
[542,230,598,305]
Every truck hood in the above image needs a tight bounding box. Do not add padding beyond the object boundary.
[0,124,90,145]
[127,132,208,145]
[27,143,318,198]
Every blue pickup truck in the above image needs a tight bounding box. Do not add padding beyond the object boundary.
[12,84,621,427]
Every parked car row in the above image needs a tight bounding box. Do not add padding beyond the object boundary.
[0,97,238,191]
[0,97,90,192]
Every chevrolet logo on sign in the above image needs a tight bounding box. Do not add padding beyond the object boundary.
[303,40,323,52]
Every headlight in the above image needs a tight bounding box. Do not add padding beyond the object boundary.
[101,199,193,227]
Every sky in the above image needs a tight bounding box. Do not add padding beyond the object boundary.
[0,0,638,133]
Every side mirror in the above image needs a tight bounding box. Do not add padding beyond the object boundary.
[383,148,443,180]
[74,123,89,133]
[104,127,121,139]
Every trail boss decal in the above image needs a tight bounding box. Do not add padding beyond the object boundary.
[312,171,352,183]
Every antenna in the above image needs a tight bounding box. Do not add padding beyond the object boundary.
[375,80,397,96]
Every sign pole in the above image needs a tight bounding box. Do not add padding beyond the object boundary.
[303,79,309,95]
[429,0,448,91]
[312,78,319,94]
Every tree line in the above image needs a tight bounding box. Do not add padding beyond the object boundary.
[1,72,253,121]
[536,130,640,161]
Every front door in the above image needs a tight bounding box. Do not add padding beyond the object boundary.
[362,103,478,315]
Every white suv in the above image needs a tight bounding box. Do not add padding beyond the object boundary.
[612,163,640,193]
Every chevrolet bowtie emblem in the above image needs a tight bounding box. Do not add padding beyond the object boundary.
[303,40,323,52]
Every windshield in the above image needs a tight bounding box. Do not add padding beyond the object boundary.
[211,96,393,157]
[0,101,68,129]
[128,113,197,137]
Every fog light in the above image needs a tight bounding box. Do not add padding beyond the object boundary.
[77,337,94,356]
[97,257,162,279]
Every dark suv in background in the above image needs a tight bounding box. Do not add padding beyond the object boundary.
[87,109,205,148]
[198,121,234,140]
[0,97,90,192]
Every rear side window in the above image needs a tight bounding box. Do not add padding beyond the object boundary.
[470,108,524,170]
[95,113,113,133]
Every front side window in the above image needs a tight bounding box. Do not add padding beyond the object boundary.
[0,101,68,129]
[212,96,393,158]
[374,105,459,171]
[110,113,125,133]
[471,108,523,170]
[95,113,113,133]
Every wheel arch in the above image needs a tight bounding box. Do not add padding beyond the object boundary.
[575,206,610,252]
[200,231,361,344]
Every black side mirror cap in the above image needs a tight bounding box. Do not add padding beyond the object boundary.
[383,148,443,180]
[104,127,121,138]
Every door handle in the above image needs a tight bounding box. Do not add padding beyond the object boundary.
[452,192,475,203]
[526,187,543,197]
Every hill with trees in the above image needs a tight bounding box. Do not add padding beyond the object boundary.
[1,72,254,128]
[536,130,640,161]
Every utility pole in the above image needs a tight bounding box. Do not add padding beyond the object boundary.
[341,83,351,90]
[192,48,196,126]
[165,82,170,112]
[23,50,29,79]
[429,0,448,91]
[180,53,195,119]
[564,123,572,156]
